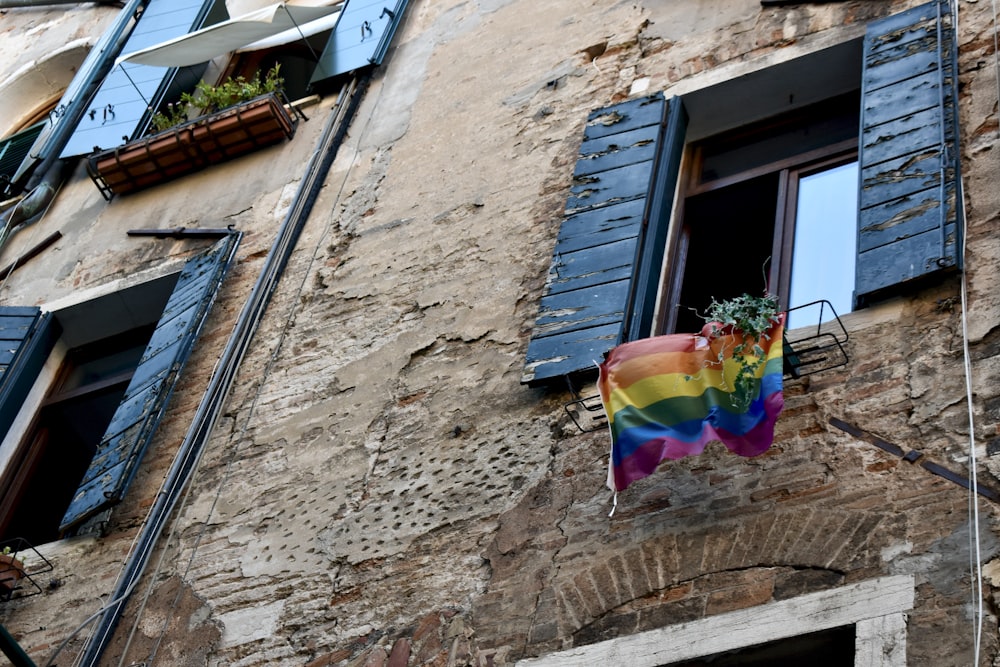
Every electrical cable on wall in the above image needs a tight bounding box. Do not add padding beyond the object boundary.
[958,0,988,661]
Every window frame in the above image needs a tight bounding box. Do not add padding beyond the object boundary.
[514,575,913,667]
[0,233,240,542]
[656,114,859,335]
[0,325,155,544]
[522,0,961,387]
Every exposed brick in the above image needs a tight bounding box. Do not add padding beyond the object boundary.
[773,568,845,600]
[589,561,626,611]
[572,571,608,620]
[636,595,705,631]
[412,612,441,643]
[573,610,639,646]
[387,638,410,667]
[704,574,774,615]
[306,650,351,667]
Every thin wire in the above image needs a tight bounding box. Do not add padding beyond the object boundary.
[135,78,380,666]
[954,0,985,662]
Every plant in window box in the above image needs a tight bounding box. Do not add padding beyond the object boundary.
[690,293,783,412]
[0,546,25,596]
[87,65,300,198]
[148,64,286,133]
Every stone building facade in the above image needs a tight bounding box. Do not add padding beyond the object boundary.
[0,0,997,665]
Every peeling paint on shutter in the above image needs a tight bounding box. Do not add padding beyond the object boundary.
[856,0,961,301]
[310,0,409,85]
[59,234,240,535]
[60,0,227,158]
[522,94,686,387]
[0,307,59,443]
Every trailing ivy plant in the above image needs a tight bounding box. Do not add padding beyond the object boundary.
[149,64,284,134]
[694,293,781,412]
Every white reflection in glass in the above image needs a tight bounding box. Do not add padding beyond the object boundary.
[787,161,858,329]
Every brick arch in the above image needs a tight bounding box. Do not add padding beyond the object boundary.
[547,508,904,641]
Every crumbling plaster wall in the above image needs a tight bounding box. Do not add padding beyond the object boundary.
[111,0,1000,665]
[4,0,1000,665]
[0,5,117,135]
[0,21,355,663]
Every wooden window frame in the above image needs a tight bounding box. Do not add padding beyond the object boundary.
[657,123,858,335]
[0,327,150,544]
[515,575,913,667]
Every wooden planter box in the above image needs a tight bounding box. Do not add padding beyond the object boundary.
[88,92,298,198]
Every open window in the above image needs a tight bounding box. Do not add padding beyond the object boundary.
[0,317,166,546]
[522,0,959,387]
[0,234,239,544]
[666,92,859,334]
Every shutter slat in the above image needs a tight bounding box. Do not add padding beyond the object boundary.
[0,122,45,181]
[59,234,240,535]
[523,94,685,386]
[861,70,945,128]
[574,125,661,177]
[544,236,637,296]
[861,107,942,165]
[859,185,954,253]
[855,0,960,301]
[552,199,646,256]
[310,0,409,85]
[533,280,632,337]
[857,223,958,289]
[566,159,661,214]
[860,148,943,206]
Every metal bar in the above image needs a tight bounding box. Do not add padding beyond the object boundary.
[829,417,1000,504]
[280,3,322,63]
[127,227,235,239]
[0,231,61,282]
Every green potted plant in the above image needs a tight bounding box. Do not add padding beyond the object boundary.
[148,64,286,133]
[692,293,782,412]
[87,65,300,198]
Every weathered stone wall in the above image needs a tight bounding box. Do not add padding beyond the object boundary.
[2,0,1000,666]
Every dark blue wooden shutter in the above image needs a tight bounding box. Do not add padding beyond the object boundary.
[856,0,960,301]
[521,94,687,386]
[0,308,60,442]
[59,234,240,535]
[310,0,409,86]
[60,0,227,158]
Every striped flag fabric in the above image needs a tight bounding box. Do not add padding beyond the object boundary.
[599,316,784,493]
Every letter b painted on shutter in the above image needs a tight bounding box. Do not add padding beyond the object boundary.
[59,234,240,535]
[522,94,685,386]
[60,0,226,158]
[310,0,409,85]
[856,0,961,302]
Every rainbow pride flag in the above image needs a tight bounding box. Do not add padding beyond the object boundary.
[599,316,784,493]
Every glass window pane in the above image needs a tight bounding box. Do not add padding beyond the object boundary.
[788,161,858,328]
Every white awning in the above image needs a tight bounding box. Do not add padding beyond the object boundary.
[237,10,340,53]
[116,2,342,68]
